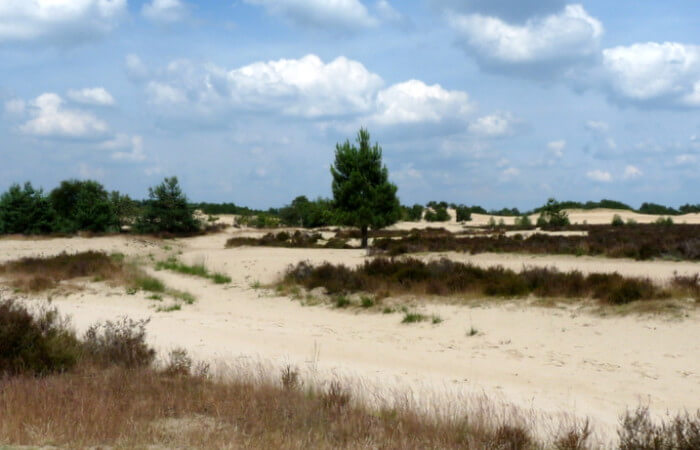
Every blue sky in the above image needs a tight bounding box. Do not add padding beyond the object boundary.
[1,0,699,209]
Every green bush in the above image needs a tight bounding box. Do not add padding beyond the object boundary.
[655,216,674,226]
[279,196,337,228]
[404,204,424,221]
[50,179,118,233]
[611,214,624,227]
[537,198,570,227]
[425,206,451,222]
[515,215,533,227]
[455,205,472,222]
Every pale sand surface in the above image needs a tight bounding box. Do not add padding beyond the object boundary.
[1,223,699,443]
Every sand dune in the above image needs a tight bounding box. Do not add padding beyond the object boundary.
[2,228,698,443]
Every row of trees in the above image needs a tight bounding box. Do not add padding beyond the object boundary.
[0,177,198,235]
[2,127,695,246]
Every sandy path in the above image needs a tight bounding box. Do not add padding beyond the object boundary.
[2,233,699,444]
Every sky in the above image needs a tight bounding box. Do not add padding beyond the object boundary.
[1,0,699,210]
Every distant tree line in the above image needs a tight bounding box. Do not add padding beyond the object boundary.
[0,177,199,235]
[1,176,697,236]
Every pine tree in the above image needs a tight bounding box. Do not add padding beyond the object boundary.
[136,177,199,234]
[330,128,400,248]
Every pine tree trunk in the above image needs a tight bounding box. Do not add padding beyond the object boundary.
[361,225,368,249]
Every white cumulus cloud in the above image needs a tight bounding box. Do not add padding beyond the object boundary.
[244,0,377,31]
[67,87,115,106]
[371,80,473,126]
[0,0,126,44]
[139,55,477,129]
[449,4,602,72]
[223,54,383,117]
[468,112,518,137]
[602,42,700,108]
[145,54,384,118]
[586,169,612,182]
[142,0,188,23]
[20,93,108,139]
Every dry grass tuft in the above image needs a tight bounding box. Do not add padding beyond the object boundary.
[0,251,122,291]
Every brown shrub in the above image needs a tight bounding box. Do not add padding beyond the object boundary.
[284,257,681,305]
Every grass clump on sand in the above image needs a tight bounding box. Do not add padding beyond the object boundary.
[283,257,699,307]
[155,257,231,284]
[402,311,426,323]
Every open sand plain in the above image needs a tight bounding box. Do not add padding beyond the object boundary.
[1,211,699,444]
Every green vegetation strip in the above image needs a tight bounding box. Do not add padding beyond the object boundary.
[155,257,231,284]
[284,258,700,306]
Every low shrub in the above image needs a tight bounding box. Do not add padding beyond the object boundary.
[284,257,680,305]
[0,299,81,375]
[0,300,157,375]
[82,317,156,369]
[618,407,700,450]
[0,251,122,291]
[371,224,700,261]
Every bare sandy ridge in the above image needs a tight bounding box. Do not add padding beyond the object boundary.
[389,208,700,229]
[1,223,699,444]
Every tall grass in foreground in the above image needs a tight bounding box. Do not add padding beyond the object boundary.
[283,258,700,306]
[2,298,698,448]
[0,298,572,448]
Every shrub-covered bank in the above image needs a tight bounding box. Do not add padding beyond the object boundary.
[284,258,700,306]
[372,224,700,261]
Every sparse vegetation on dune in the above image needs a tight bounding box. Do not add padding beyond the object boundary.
[283,258,699,307]
[372,224,700,261]
[2,298,696,449]
[0,251,124,292]
[223,224,700,262]
[0,251,196,308]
